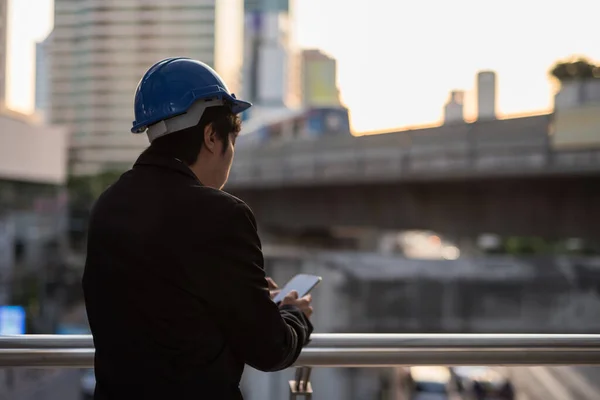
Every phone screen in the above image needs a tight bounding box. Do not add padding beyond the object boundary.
[272,274,322,304]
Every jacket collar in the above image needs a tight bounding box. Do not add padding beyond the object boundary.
[133,152,202,184]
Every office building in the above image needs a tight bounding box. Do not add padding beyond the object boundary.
[301,49,341,108]
[242,0,300,110]
[0,0,8,106]
[35,34,52,121]
[49,0,243,176]
[443,90,464,124]
[476,70,497,120]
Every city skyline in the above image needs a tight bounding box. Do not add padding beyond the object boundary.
[5,0,600,132]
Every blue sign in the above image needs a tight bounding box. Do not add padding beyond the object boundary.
[0,305,26,335]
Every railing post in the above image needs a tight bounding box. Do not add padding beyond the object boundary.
[288,366,312,399]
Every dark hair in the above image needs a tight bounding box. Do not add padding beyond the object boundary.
[142,106,241,165]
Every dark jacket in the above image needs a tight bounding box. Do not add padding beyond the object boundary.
[82,153,313,400]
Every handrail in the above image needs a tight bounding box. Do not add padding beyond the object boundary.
[1,348,600,368]
[2,334,600,368]
[2,333,600,349]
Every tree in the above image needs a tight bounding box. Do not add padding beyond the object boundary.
[550,57,600,82]
[67,170,124,250]
[67,170,124,206]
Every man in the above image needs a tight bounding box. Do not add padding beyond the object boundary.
[82,58,314,400]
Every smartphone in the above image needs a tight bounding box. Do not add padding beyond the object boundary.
[272,273,322,304]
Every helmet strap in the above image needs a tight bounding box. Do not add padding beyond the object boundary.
[146,99,225,143]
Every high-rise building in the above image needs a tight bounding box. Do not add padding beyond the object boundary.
[0,0,8,107]
[443,90,464,124]
[301,49,341,108]
[476,70,497,120]
[49,0,243,176]
[35,34,52,121]
[242,0,300,111]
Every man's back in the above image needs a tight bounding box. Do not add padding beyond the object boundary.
[83,154,312,399]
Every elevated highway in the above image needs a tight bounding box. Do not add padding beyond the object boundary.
[227,115,600,239]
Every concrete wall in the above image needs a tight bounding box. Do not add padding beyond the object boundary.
[260,251,600,334]
[241,251,600,399]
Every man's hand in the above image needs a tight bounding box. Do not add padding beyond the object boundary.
[281,290,313,319]
[266,277,280,300]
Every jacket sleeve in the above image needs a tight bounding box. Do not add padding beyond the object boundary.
[193,201,313,372]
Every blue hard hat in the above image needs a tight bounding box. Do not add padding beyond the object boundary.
[131,57,251,134]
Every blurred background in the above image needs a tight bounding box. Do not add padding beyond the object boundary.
[1,0,600,399]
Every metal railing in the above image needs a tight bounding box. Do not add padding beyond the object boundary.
[2,334,600,399]
[2,333,600,368]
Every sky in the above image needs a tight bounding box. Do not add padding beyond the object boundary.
[6,0,600,133]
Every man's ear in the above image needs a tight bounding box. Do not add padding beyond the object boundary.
[203,123,216,153]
